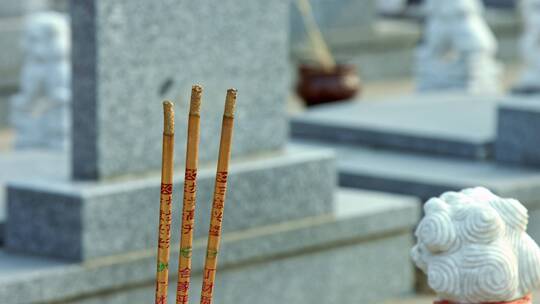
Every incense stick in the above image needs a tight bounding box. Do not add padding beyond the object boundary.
[199,89,237,304]
[295,0,336,71]
[176,85,203,304]
[155,101,175,304]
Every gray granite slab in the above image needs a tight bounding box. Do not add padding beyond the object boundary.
[71,0,290,179]
[293,141,540,240]
[0,189,420,304]
[0,150,69,222]
[6,146,335,261]
[68,234,413,304]
[0,149,68,244]
[291,92,498,159]
[496,97,540,167]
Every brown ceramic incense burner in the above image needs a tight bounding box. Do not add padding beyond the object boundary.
[296,63,361,107]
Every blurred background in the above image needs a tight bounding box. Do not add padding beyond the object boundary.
[2,0,540,303]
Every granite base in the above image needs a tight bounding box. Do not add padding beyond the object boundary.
[6,146,335,261]
[0,189,420,304]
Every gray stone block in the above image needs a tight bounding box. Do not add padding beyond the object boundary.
[293,141,540,242]
[291,92,498,159]
[0,189,420,304]
[68,235,413,304]
[71,0,290,179]
[0,150,69,224]
[496,97,540,167]
[6,146,335,261]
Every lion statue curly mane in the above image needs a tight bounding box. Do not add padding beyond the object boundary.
[411,187,540,303]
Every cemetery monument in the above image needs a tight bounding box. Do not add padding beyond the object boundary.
[0,1,419,303]
[290,0,540,252]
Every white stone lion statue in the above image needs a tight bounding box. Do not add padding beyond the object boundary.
[10,11,71,150]
[416,0,501,94]
[411,187,540,303]
[514,0,540,93]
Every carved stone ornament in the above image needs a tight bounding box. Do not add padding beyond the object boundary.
[412,187,540,304]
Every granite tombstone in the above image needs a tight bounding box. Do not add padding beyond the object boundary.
[0,1,419,303]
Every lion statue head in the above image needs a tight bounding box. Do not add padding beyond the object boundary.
[411,187,540,303]
[22,11,70,62]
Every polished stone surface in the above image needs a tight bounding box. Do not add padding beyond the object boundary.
[6,146,335,260]
[496,97,540,168]
[292,92,498,159]
[0,188,420,304]
[71,0,290,179]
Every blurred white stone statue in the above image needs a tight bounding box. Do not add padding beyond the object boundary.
[412,187,540,304]
[10,11,71,150]
[416,0,502,94]
[513,0,540,94]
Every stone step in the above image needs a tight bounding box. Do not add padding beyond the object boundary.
[0,149,70,245]
[293,141,540,241]
[0,189,420,304]
[5,145,335,261]
[0,149,69,223]
[291,92,498,159]
[496,96,540,168]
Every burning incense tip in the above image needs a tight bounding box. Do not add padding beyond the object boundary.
[190,85,203,116]
[224,88,237,118]
[163,100,175,135]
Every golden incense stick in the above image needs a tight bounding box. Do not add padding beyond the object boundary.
[295,0,336,71]
[199,89,237,304]
[155,101,175,304]
[176,85,203,304]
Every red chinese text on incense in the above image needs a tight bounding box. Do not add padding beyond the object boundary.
[185,169,197,181]
[158,210,171,249]
[200,295,212,304]
[216,172,228,183]
[202,281,214,293]
[184,209,195,221]
[161,183,173,195]
[177,281,189,293]
[179,267,191,278]
[204,268,215,279]
[177,295,188,304]
[182,223,194,234]
[209,225,220,237]
[156,295,167,304]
